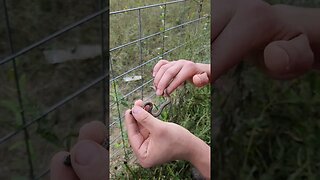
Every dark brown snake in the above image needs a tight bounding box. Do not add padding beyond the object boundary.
[140,88,171,117]
[143,95,171,117]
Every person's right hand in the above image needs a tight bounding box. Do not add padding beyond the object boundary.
[153,60,210,96]
[212,0,318,81]
[125,100,210,178]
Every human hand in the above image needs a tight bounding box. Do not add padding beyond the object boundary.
[125,100,210,178]
[152,60,210,96]
[125,100,194,167]
[50,121,108,180]
[212,0,317,81]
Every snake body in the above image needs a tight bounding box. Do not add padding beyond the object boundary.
[143,96,171,117]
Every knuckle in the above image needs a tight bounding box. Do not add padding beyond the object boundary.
[241,2,277,28]
[177,59,187,63]
[162,63,171,69]
[157,65,171,75]
[138,113,150,124]
[157,60,168,67]
[184,61,196,72]
[166,69,176,77]
[184,61,195,67]
[159,59,168,64]
[158,65,168,73]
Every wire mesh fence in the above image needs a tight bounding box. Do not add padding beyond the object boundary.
[109,0,210,177]
[0,0,209,178]
[0,0,108,179]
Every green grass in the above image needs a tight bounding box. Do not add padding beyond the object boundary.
[214,65,320,179]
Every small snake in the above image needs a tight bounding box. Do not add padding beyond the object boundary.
[128,87,171,117]
[143,96,171,117]
[143,89,171,117]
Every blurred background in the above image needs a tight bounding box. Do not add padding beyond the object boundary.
[213,0,320,179]
[0,0,107,179]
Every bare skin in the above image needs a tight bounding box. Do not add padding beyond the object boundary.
[125,100,210,179]
[144,60,211,178]
[212,0,320,81]
[153,59,211,96]
[50,121,108,180]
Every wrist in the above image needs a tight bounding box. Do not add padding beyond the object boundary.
[184,133,211,179]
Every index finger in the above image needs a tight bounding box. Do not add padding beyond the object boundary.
[212,0,236,41]
[153,60,169,77]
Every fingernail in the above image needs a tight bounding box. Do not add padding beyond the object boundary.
[132,106,141,114]
[74,142,99,166]
[152,72,155,77]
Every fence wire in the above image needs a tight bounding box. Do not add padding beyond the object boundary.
[0,0,108,179]
[109,0,209,177]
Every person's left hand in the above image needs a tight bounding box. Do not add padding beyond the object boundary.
[50,121,108,180]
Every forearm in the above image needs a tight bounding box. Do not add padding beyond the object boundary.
[185,134,211,179]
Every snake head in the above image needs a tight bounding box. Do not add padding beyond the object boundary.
[142,102,153,113]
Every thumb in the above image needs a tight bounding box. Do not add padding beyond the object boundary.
[70,140,108,180]
[192,72,210,87]
[264,33,314,79]
[131,106,162,130]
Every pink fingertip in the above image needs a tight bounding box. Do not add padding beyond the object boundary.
[156,89,162,96]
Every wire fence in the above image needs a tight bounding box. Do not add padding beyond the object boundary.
[0,0,108,179]
[109,0,209,177]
